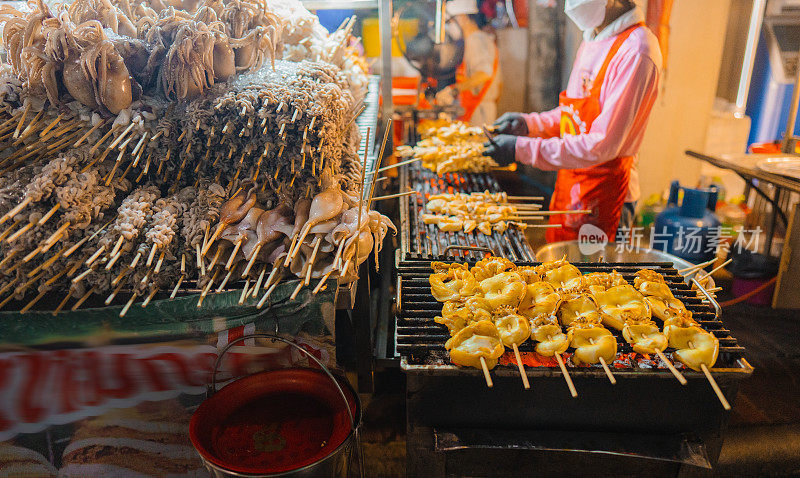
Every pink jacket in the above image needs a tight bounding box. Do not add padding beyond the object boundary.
[516,21,661,202]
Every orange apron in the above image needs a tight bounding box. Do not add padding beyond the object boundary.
[457,45,499,123]
[546,23,644,243]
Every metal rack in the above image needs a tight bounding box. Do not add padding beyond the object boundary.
[399,163,537,263]
[395,260,749,374]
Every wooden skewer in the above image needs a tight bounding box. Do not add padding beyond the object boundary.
[239,279,251,305]
[108,122,136,150]
[655,348,687,385]
[305,236,323,286]
[171,275,185,299]
[554,352,577,398]
[197,269,219,307]
[250,263,268,298]
[697,258,732,281]
[0,196,32,224]
[290,280,304,300]
[202,223,225,256]
[74,119,106,147]
[701,363,730,410]
[479,356,493,388]
[598,357,616,385]
[677,258,716,274]
[120,293,137,317]
[371,190,418,201]
[511,343,530,389]
[71,286,96,311]
[241,243,262,278]
[516,210,591,216]
[506,196,545,201]
[110,235,125,258]
[7,222,33,243]
[155,250,166,273]
[53,290,73,316]
[216,267,234,292]
[313,270,334,294]
[226,237,244,270]
[142,287,158,307]
[20,287,48,314]
[365,157,419,176]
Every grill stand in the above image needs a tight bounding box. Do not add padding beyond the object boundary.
[405,370,741,476]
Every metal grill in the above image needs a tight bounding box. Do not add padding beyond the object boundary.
[395,260,750,376]
[399,164,536,262]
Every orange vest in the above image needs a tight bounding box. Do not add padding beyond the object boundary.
[546,23,644,243]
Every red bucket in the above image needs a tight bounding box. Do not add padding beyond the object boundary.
[190,335,361,477]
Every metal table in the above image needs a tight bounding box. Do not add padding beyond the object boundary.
[686,150,800,308]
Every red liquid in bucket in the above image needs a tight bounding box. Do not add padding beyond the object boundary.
[212,393,334,470]
[190,369,356,475]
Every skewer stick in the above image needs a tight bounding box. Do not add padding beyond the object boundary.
[217,268,234,292]
[74,119,106,147]
[655,348,687,385]
[7,222,33,243]
[142,287,158,308]
[598,357,616,385]
[371,190,418,201]
[305,236,322,285]
[20,288,48,314]
[110,236,125,258]
[479,356,493,388]
[241,243,262,278]
[1,196,32,225]
[105,283,124,305]
[72,267,94,284]
[171,275,185,299]
[678,258,716,274]
[202,223,225,256]
[22,244,43,263]
[554,353,577,398]
[511,343,530,389]
[251,263,268,297]
[290,280,304,300]
[365,157,419,176]
[53,290,73,315]
[701,363,730,410]
[239,279,250,304]
[697,258,733,281]
[506,196,545,201]
[120,293,137,317]
[71,286,96,311]
[12,103,30,139]
[0,221,21,242]
[109,122,136,150]
[226,237,243,270]
[313,270,334,294]
[155,250,166,273]
[198,269,219,307]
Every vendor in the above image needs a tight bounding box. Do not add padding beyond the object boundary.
[484,0,661,242]
[437,0,500,125]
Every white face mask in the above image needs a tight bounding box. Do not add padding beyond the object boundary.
[565,0,607,31]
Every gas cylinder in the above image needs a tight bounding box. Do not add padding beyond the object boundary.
[653,181,721,263]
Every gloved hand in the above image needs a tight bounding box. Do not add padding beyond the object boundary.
[492,112,528,136]
[482,134,517,166]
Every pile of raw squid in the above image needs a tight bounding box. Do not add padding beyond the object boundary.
[0,0,394,315]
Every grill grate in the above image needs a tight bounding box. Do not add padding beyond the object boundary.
[399,164,536,263]
[395,260,748,376]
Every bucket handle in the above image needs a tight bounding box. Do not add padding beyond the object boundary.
[209,333,356,431]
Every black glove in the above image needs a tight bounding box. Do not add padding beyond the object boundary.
[483,134,517,166]
[493,112,528,136]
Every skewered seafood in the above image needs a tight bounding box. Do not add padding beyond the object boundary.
[492,306,531,349]
[445,319,505,370]
[634,269,720,371]
[0,0,382,314]
[397,120,497,175]
[421,191,531,236]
